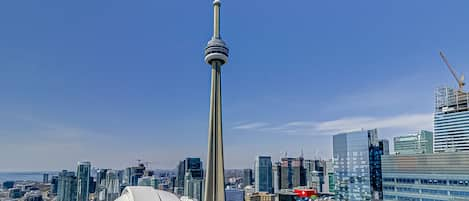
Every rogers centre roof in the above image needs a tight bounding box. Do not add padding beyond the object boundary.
[115,186,181,201]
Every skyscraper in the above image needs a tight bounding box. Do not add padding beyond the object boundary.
[124,164,146,186]
[185,158,203,180]
[184,158,204,201]
[204,1,229,201]
[105,170,121,201]
[51,176,59,195]
[434,87,469,152]
[394,130,433,154]
[77,161,91,201]
[279,157,306,190]
[57,170,77,201]
[255,156,272,193]
[43,173,49,183]
[95,169,108,201]
[184,172,204,201]
[242,169,253,188]
[272,162,281,193]
[379,139,390,155]
[175,160,186,195]
[333,129,386,201]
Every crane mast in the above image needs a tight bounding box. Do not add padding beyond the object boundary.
[439,51,465,91]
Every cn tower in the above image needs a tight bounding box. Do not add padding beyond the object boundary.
[203,0,229,201]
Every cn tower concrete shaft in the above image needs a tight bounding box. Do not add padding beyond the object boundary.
[204,1,229,201]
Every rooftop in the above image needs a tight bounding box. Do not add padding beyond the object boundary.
[115,186,181,201]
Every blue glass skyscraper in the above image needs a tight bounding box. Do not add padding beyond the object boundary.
[333,129,387,201]
[255,156,273,193]
[57,170,77,201]
[77,161,91,201]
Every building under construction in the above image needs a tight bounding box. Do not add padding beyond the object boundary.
[434,87,469,152]
[434,52,469,152]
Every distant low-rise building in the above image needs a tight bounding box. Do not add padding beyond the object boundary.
[8,187,22,199]
[2,181,14,190]
[277,190,296,201]
[24,191,44,201]
[225,188,244,201]
[248,192,275,201]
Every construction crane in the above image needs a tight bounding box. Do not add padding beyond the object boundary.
[440,51,465,91]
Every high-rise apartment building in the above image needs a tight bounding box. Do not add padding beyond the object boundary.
[51,176,59,195]
[105,170,121,201]
[242,169,253,188]
[333,129,386,201]
[175,160,186,195]
[304,160,329,192]
[124,163,146,186]
[185,158,203,180]
[394,130,433,155]
[95,169,108,201]
[272,162,281,193]
[255,156,273,193]
[382,152,469,201]
[57,170,77,201]
[279,157,306,190]
[43,173,49,183]
[77,161,91,201]
[434,87,469,152]
[184,172,204,201]
[183,158,204,201]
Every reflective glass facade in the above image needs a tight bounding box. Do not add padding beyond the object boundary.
[333,129,385,201]
[77,161,91,201]
[255,156,273,193]
[382,152,469,201]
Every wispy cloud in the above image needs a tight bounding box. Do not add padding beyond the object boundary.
[232,113,432,136]
[232,122,270,130]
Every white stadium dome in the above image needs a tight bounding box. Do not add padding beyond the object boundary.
[115,186,181,201]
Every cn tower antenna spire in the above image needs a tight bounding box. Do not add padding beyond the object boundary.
[204,0,229,201]
[213,0,221,39]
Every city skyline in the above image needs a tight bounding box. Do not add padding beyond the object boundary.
[1,0,469,171]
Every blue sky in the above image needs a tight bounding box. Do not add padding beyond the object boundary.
[1,0,469,171]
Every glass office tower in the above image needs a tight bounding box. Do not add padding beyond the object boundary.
[255,156,273,193]
[76,161,91,201]
[57,170,77,201]
[333,129,386,201]
[434,87,469,152]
